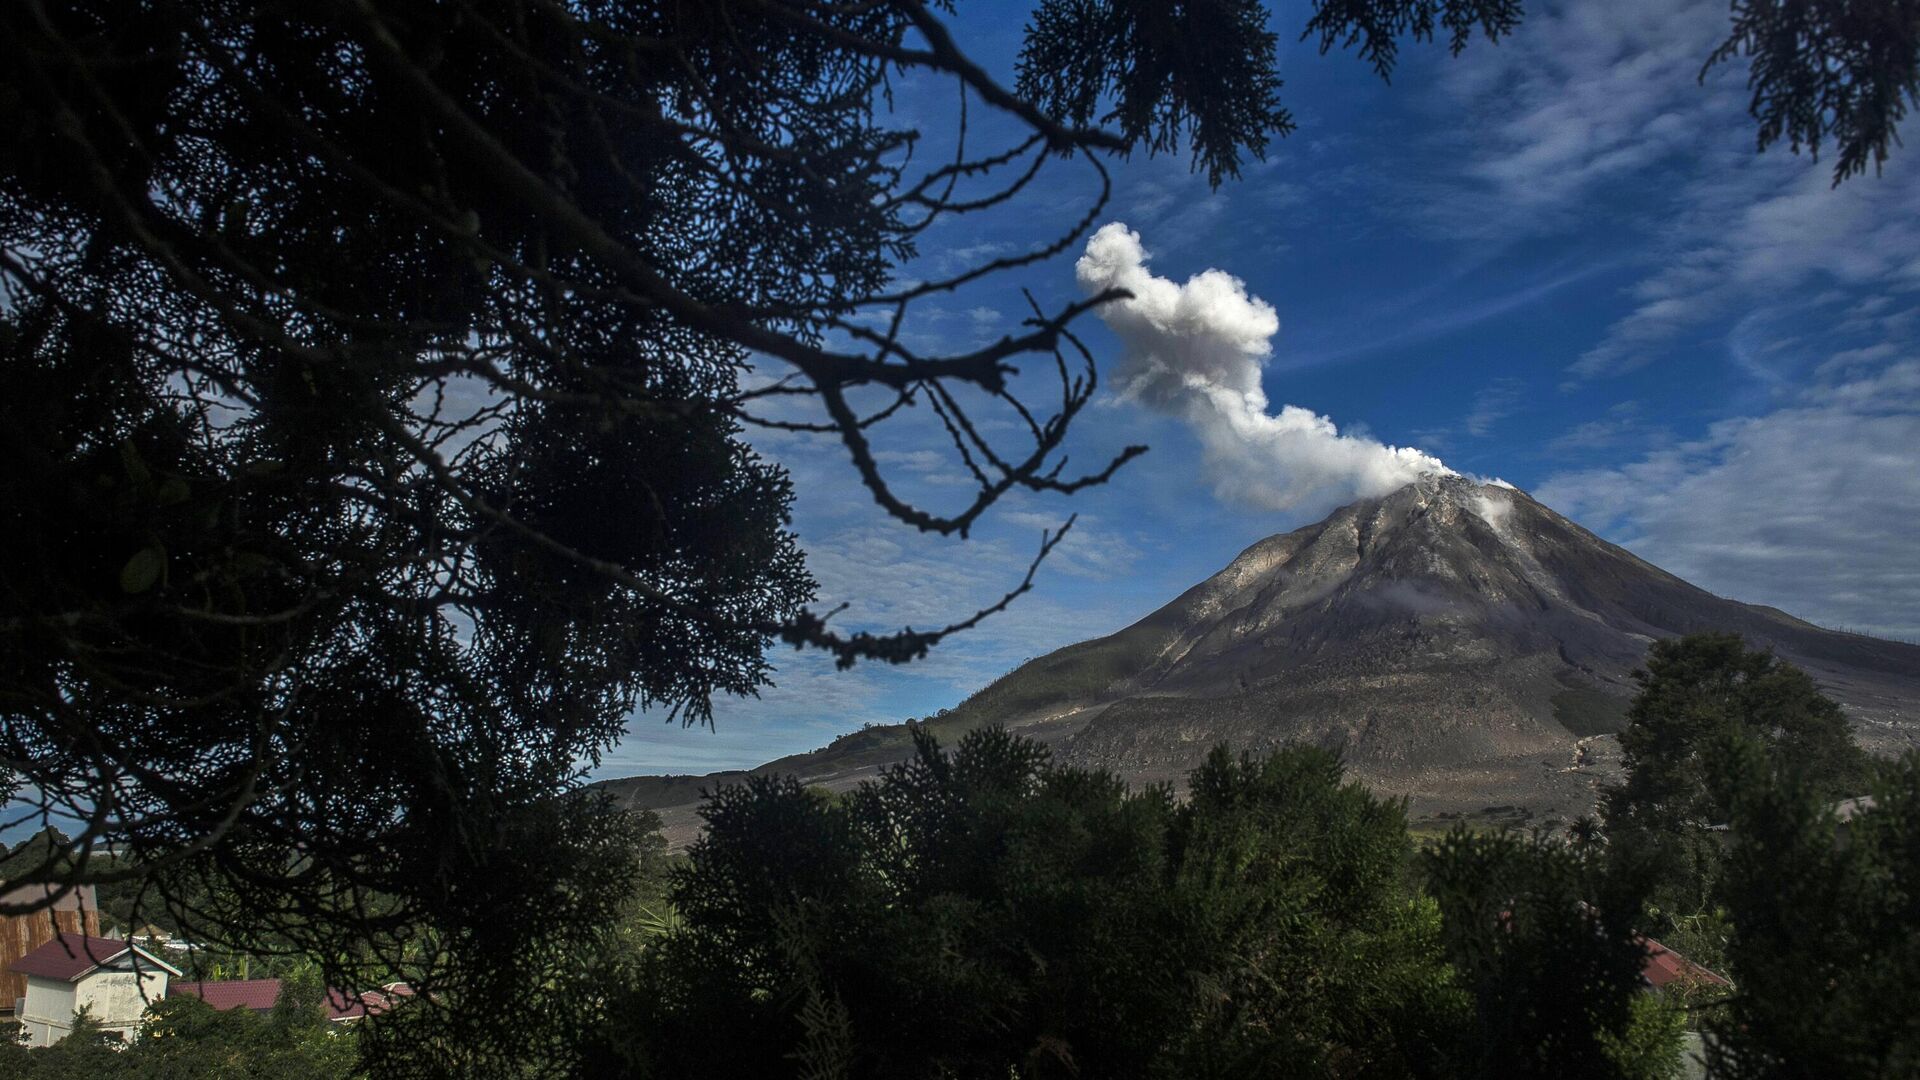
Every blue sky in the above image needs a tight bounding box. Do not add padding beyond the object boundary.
[598,0,1920,778]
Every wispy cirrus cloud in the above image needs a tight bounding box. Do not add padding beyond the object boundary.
[1567,162,1920,380]
[1463,377,1525,437]
[1539,357,1920,641]
[1409,0,1920,384]
[1422,0,1733,237]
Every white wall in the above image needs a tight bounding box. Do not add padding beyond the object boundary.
[17,976,76,1048]
[76,967,169,1041]
[16,965,168,1047]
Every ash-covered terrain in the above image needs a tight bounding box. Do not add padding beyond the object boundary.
[604,476,1920,845]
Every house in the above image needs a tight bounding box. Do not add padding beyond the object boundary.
[169,978,283,1014]
[8,932,182,1046]
[169,976,412,1025]
[0,882,101,1020]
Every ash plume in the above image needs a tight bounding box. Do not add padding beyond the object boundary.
[1076,223,1450,511]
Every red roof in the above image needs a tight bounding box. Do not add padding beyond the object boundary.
[324,989,369,1022]
[9,932,181,981]
[1639,935,1731,990]
[324,982,414,1022]
[170,979,283,1012]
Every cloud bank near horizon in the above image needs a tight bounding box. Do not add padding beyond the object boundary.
[1076,223,1451,512]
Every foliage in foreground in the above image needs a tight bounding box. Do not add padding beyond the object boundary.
[1423,825,1680,1080]
[1603,632,1867,919]
[1705,741,1920,1078]
[17,633,1918,1078]
[589,728,1677,1079]
[1593,632,1920,1077]
[0,982,360,1079]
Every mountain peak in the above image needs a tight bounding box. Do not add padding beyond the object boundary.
[606,485,1920,844]
[937,481,1920,790]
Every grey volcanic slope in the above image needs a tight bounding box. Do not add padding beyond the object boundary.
[602,476,1920,842]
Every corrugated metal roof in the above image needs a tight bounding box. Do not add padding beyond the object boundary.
[170,978,283,1012]
[8,932,182,981]
[1639,935,1730,991]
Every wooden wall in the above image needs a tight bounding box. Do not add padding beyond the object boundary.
[0,885,101,1012]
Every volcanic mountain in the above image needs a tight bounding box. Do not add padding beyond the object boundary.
[605,476,1920,841]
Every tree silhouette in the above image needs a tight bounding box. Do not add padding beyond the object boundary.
[12,0,1889,1072]
[600,732,1464,1078]
[1706,0,1920,184]
[1603,633,1866,855]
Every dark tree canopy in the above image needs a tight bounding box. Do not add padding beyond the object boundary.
[597,729,1683,1079]
[599,731,1459,1078]
[2,1,1903,1074]
[1705,741,1920,1078]
[1604,633,1868,842]
[1422,826,1679,1080]
[1598,633,1873,998]
[1707,0,1920,184]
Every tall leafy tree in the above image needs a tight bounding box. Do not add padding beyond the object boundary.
[1602,633,1867,911]
[598,730,1462,1078]
[1610,634,1867,824]
[1705,742,1920,1078]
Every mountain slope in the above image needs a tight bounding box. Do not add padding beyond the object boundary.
[603,476,1920,839]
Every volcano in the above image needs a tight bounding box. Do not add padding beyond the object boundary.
[604,476,1920,840]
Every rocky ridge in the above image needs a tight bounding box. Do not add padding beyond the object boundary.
[603,476,1920,844]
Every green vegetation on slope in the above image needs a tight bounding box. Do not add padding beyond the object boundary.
[586,727,1680,1079]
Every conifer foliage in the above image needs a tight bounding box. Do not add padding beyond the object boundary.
[594,729,1678,1079]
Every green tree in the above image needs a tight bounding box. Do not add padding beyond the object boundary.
[1167,745,1463,1076]
[2,1008,130,1079]
[1422,826,1680,1080]
[1602,633,1867,913]
[595,729,1462,1078]
[1704,742,1920,1078]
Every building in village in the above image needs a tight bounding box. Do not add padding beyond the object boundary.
[8,932,182,1047]
[171,977,412,1024]
[170,978,286,1015]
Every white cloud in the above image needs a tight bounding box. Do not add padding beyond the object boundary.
[1423,0,1732,235]
[1463,377,1525,437]
[1545,401,1660,455]
[1571,160,1920,378]
[1538,358,1920,641]
[1076,222,1450,513]
[1411,0,1920,380]
[999,511,1144,580]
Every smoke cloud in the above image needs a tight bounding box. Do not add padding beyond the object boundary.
[1076,223,1451,511]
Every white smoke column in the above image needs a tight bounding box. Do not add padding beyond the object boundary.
[1075,222,1451,510]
